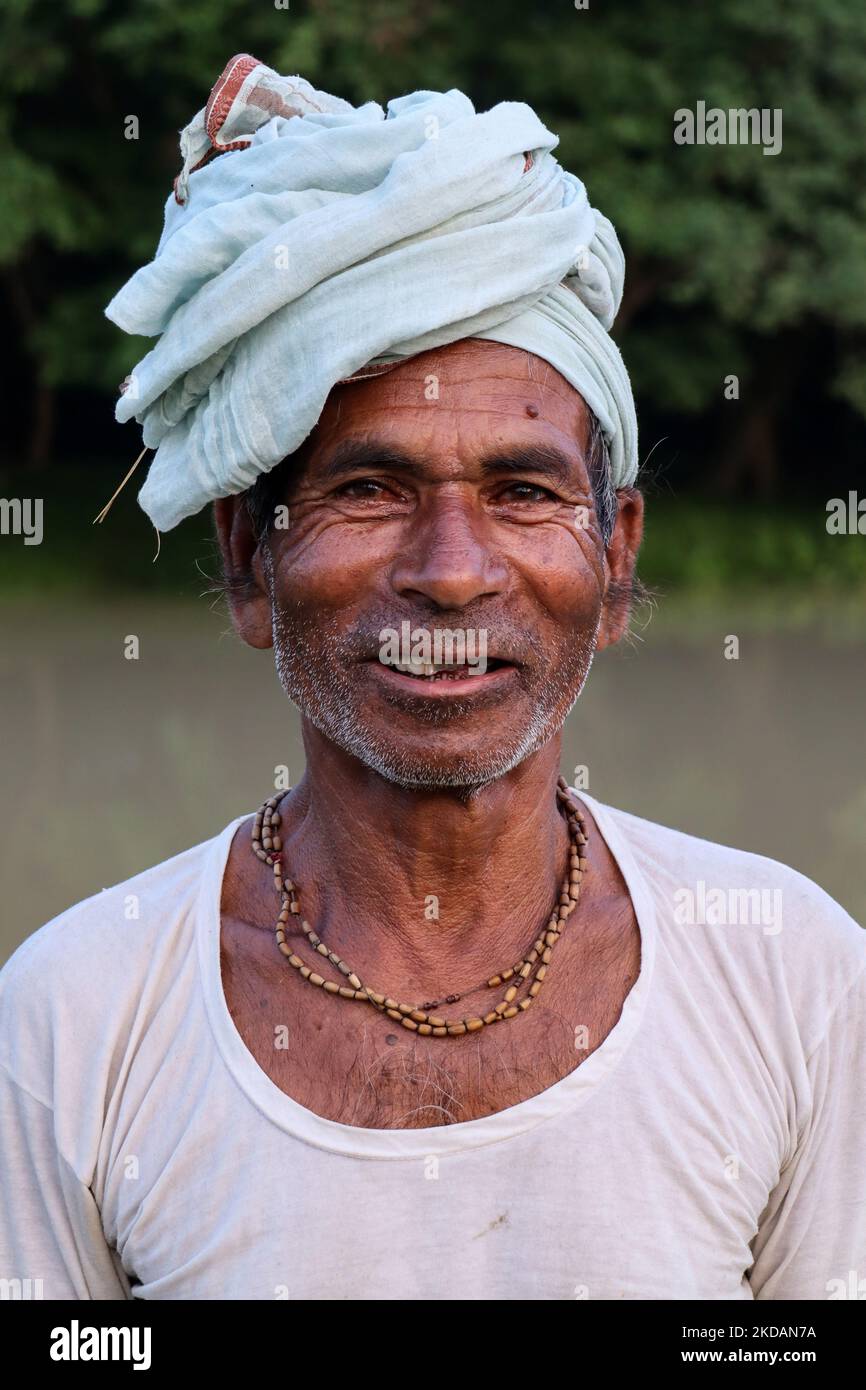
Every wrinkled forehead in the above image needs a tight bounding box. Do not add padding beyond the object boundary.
[313,340,591,452]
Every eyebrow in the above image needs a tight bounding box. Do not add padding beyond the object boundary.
[314,438,584,488]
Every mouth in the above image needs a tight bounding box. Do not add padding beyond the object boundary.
[388,657,508,680]
[366,655,518,699]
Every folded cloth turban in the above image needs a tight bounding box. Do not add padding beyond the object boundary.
[105,53,638,532]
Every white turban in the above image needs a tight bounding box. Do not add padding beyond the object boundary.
[105,53,638,532]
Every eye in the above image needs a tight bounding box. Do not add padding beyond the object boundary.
[330,476,410,515]
[497,482,558,503]
[334,478,391,499]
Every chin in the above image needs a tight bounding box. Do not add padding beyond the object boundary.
[324,716,564,791]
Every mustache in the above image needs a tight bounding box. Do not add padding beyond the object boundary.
[333,608,541,667]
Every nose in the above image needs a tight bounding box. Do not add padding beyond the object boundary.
[390,493,508,610]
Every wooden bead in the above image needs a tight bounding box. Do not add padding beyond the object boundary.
[250,777,588,1039]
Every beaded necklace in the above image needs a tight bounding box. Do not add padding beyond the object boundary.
[250,775,588,1037]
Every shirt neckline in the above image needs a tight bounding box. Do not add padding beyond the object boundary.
[196,787,658,1159]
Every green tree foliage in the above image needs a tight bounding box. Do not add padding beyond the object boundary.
[2,0,865,488]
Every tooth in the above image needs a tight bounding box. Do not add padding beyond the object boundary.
[393,661,433,677]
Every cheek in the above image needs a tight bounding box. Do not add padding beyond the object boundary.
[506,526,605,628]
[271,518,391,612]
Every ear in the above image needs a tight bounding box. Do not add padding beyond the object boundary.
[213,496,274,650]
[595,487,644,651]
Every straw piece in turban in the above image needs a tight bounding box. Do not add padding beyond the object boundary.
[105,53,638,532]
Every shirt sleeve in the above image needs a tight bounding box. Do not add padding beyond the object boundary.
[0,1062,131,1301]
[747,962,866,1300]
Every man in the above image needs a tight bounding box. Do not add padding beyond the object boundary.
[1,55,864,1302]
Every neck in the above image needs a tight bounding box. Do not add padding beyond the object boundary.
[269,724,573,1001]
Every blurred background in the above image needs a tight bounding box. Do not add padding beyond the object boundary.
[1,0,865,960]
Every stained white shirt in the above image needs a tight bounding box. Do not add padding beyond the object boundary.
[1,790,864,1301]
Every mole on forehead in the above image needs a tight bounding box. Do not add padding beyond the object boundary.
[363,357,573,393]
[331,373,585,420]
[329,390,573,417]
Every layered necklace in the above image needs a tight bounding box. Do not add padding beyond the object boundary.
[250,775,588,1037]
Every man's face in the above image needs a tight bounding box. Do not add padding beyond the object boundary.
[229,340,641,789]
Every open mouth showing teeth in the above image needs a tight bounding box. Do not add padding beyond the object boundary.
[380,659,508,681]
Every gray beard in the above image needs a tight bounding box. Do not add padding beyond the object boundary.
[266,554,599,791]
